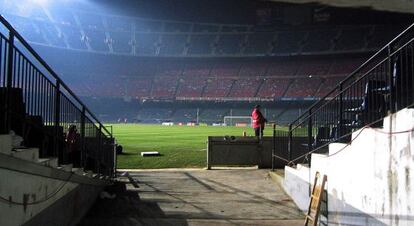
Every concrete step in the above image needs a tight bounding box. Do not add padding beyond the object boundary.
[0,134,12,155]
[38,158,58,168]
[268,169,285,186]
[296,163,310,173]
[11,148,39,162]
[383,108,414,131]
[328,142,349,156]
[60,164,73,172]
[72,167,84,175]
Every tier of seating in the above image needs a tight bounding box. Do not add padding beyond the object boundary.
[70,74,347,99]
[2,9,406,57]
[66,58,359,99]
[88,103,308,125]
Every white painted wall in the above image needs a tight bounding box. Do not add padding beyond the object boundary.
[284,164,311,212]
[284,108,414,226]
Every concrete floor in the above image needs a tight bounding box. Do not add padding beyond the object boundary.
[79,169,304,226]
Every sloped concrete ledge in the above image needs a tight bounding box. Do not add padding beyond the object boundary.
[0,152,110,186]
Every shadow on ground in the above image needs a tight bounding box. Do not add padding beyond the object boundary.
[78,169,304,226]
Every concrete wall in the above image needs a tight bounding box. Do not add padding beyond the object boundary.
[0,145,108,226]
[284,108,414,225]
[0,165,105,226]
[207,136,309,169]
[207,136,274,169]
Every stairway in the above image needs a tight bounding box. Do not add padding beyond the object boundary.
[282,108,414,225]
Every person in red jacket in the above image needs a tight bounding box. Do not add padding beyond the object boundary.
[251,105,267,137]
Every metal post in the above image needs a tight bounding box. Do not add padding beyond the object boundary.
[98,124,102,176]
[307,109,313,166]
[338,83,343,141]
[54,81,60,158]
[196,108,199,124]
[288,124,293,161]
[272,124,276,171]
[5,32,14,132]
[80,106,86,168]
[388,45,395,113]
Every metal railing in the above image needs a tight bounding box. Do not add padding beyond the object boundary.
[0,15,116,177]
[285,23,414,165]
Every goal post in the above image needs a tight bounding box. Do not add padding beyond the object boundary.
[223,116,252,127]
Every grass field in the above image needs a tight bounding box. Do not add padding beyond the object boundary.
[111,124,286,169]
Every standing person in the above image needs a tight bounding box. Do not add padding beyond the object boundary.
[251,105,267,137]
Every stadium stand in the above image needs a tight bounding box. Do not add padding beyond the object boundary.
[267,60,299,76]
[315,77,345,97]
[2,1,407,127]
[257,78,292,98]
[151,77,178,98]
[199,109,228,123]
[296,59,331,76]
[203,78,234,97]
[285,77,323,97]
[302,29,338,53]
[228,78,262,98]
[172,109,198,122]
[110,31,133,54]
[244,33,274,55]
[137,108,173,123]
[127,78,152,98]
[215,34,244,55]
[335,27,369,51]
[211,62,241,77]
[272,31,305,55]
[135,33,159,55]
[106,16,133,32]
[61,55,368,102]
[2,7,407,58]
[187,34,216,55]
[84,29,109,52]
[35,21,66,47]
[61,25,88,50]
[159,34,188,55]
[239,62,268,76]
[277,108,305,125]
[176,77,206,97]
[183,62,212,77]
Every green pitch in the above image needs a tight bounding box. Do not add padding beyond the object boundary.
[110,124,287,169]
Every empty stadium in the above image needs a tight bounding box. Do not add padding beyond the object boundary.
[0,0,414,225]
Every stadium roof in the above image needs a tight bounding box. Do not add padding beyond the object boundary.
[269,0,414,14]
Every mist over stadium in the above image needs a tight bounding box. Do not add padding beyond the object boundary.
[0,0,414,225]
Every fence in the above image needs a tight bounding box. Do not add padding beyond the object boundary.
[0,15,116,177]
[283,23,414,166]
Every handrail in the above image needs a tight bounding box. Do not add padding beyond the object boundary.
[285,22,414,168]
[290,55,391,132]
[289,22,414,127]
[0,14,112,136]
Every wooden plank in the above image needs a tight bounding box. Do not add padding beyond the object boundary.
[304,171,327,226]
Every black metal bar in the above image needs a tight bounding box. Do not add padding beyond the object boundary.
[0,15,111,136]
[81,107,86,167]
[388,45,395,113]
[288,123,292,161]
[5,32,14,132]
[307,109,312,164]
[54,81,61,157]
[338,83,343,140]
[98,124,102,175]
[272,124,275,171]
